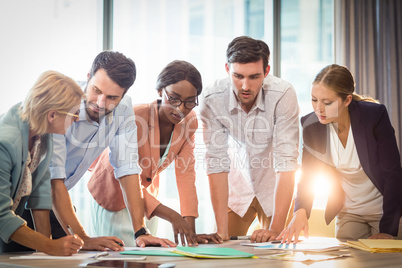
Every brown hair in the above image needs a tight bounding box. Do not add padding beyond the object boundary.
[226,36,270,72]
[313,64,378,103]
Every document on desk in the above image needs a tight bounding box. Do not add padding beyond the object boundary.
[241,240,302,247]
[171,246,256,259]
[255,237,346,253]
[9,252,146,260]
[121,249,183,257]
[345,239,402,253]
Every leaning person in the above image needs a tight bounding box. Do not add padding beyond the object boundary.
[0,71,84,255]
[279,64,402,243]
[88,60,220,246]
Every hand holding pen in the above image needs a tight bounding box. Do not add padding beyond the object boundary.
[67,225,125,251]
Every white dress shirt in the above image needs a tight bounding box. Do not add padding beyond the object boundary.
[200,75,299,217]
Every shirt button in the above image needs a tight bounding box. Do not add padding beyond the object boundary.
[146,178,152,182]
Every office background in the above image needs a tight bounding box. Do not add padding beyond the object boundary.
[0,0,400,241]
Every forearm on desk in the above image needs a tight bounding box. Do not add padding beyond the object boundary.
[270,171,295,232]
[208,172,229,238]
[118,174,145,232]
[51,179,88,238]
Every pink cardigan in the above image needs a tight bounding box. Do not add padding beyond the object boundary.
[88,101,199,219]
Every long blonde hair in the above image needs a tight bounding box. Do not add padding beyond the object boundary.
[20,71,85,135]
[313,64,378,103]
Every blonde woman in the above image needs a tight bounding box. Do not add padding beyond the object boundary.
[279,64,402,243]
[0,71,84,255]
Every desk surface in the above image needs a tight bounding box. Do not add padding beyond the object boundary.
[1,240,402,268]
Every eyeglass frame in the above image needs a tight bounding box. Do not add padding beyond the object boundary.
[58,110,80,120]
[163,88,198,109]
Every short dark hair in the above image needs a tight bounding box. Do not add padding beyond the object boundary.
[155,60,202,96]
[226,36,270,72]
[88,51,136,94]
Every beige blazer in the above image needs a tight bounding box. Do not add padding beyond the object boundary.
[88,101,199,219]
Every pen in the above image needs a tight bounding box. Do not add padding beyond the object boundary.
[66,225,74,236]
[94,252,109,259]
[230,236,251,240]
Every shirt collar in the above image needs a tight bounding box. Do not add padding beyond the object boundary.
[229,85,265,113]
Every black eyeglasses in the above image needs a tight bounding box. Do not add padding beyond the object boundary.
[163,88,198,109]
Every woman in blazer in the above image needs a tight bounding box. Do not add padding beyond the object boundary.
[278,64,402,243]
[88,60,220,246]
[0,71,84,254]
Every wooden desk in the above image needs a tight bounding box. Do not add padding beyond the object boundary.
[1,240,402,268]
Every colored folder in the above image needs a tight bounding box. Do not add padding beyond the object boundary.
[121,247,256,259]
[346,239,402,253]
[171,246,256,259]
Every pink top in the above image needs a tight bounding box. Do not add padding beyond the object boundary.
[88,101,199,219]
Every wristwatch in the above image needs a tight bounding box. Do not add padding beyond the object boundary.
[134,227,151,240]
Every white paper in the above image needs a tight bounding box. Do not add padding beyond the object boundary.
[9,252,146,260]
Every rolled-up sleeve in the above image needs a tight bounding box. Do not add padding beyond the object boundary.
[109,104,141,178]
[200,98,230,175]
[272,86,300,172]
[49,133,67,180]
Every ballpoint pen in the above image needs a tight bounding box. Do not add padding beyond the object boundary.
[66,225,74,236]
[94,252,109,259]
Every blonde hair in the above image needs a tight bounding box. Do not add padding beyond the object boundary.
[313,64,379,103]
[20,71,85,135]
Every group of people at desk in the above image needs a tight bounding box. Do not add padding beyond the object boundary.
[1,36,402,256]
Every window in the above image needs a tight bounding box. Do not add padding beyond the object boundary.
[1,0,334,241]
[280,0,334,209]
[112,0,275,239]
[0,0,102,115]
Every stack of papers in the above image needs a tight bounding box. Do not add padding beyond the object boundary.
[346,239,402,253]
[254,237,345,253]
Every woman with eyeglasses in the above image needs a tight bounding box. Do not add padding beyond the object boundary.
[0,71,84,255]
[88,60,221,247]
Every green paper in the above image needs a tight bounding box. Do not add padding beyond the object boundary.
[121,250,183,257]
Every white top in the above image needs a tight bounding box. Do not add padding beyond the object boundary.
[200,75,299,217]
[329,123,383,215]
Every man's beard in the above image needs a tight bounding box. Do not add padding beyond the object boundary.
[84,101,112,123]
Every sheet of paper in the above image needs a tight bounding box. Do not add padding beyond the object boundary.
[241,241,279,247]
[255,237,345,253]
[345,239,402,253]
[241,240,302,247]
[121,250,182,257]
[10,252,146,260]
[10,252,99,260]
[261,252,351,262]
[359,239,402,249]
[123,246,175,251]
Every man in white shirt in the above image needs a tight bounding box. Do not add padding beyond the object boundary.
[200,36,299,242]
[49,51,175,251]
